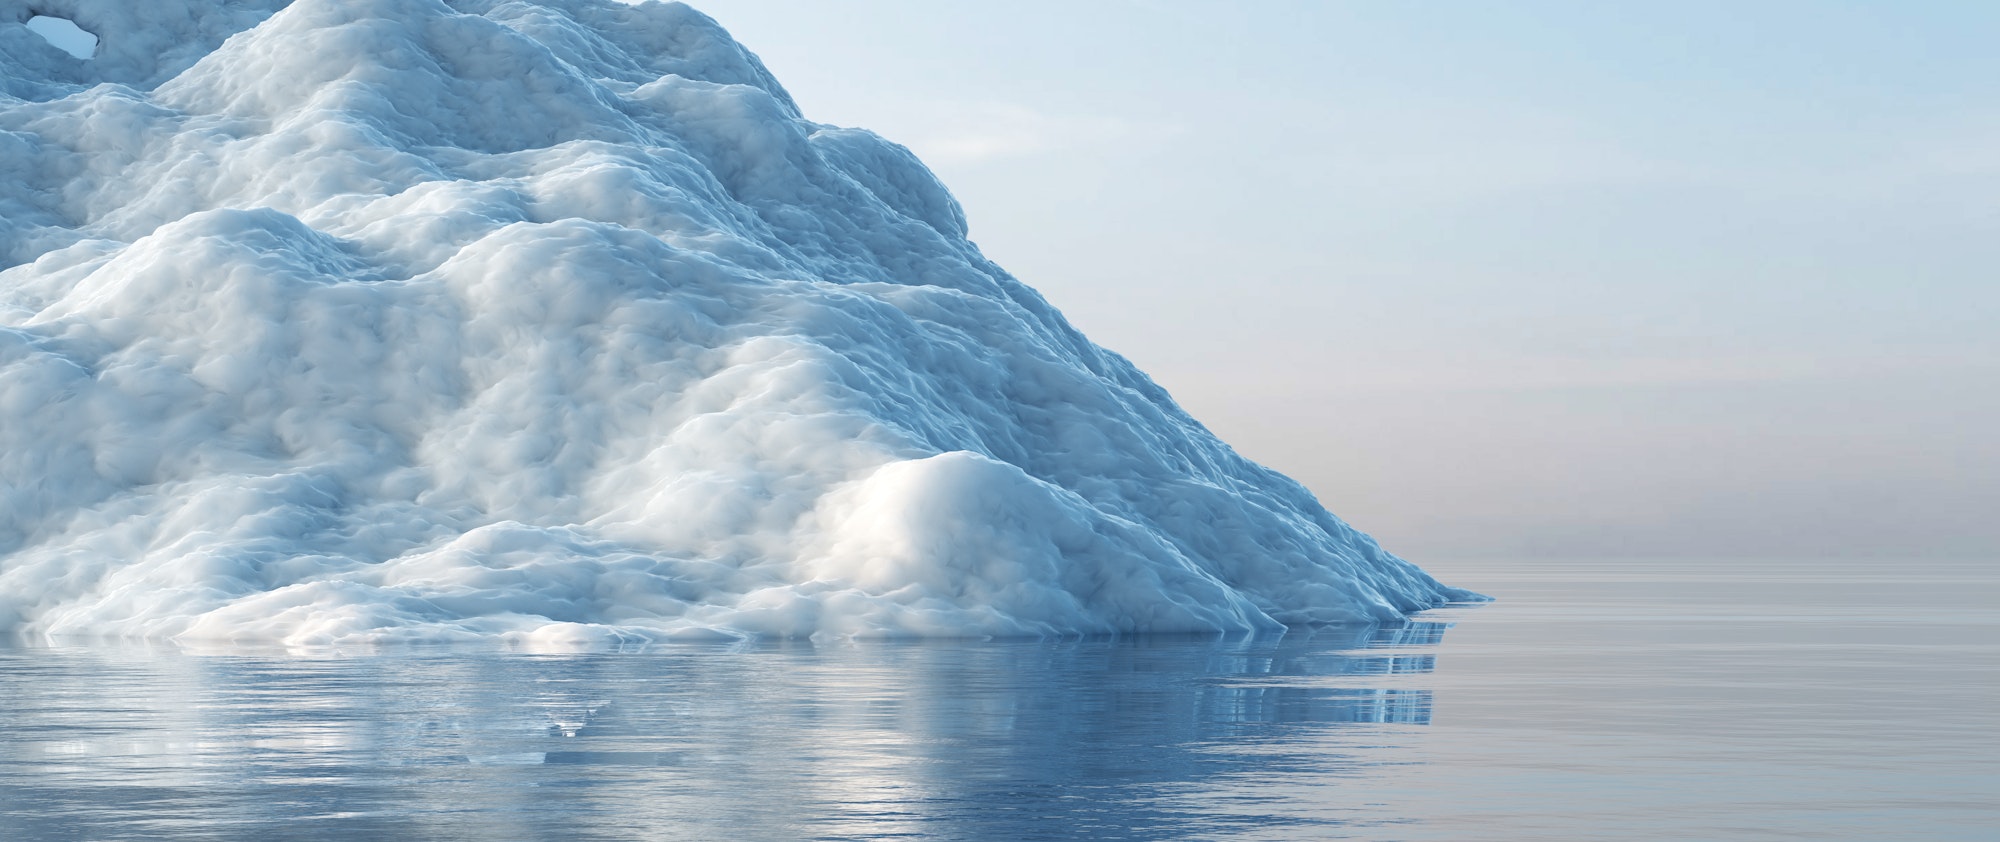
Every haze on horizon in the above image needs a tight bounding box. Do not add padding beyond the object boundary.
[694,0,2000,562]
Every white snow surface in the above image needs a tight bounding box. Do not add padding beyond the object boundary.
[0,0,1476,646]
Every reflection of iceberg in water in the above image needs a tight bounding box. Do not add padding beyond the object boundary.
[0,624,1457,838]
[1192,625,1442,729]
[1199,686,1433,728]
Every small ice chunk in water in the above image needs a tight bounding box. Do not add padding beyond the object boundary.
[25,15,98,60]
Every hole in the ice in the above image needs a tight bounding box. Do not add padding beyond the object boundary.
[25,14,98,60]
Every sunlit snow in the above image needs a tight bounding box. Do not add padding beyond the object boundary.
[0,0,1476,646]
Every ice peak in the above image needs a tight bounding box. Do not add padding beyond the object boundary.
[0,0,1474,646]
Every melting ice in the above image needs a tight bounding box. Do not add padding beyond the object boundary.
[0,0,1477,646]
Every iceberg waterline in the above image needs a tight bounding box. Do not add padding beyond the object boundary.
[0,0,1477,646]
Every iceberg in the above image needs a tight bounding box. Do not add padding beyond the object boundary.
[0,0,1477,645]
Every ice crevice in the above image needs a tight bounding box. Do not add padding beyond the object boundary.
[0,0,1478,647]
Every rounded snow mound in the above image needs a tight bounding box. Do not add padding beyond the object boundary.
[0,0,1477,646]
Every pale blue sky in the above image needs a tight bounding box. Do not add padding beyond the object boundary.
[694,0,1999,559]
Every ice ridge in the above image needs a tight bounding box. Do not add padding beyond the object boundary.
[0,0,1478,646]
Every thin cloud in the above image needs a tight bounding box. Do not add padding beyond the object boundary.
[888,101,1160,166]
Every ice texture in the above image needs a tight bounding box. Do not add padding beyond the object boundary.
[0,0,1477,645]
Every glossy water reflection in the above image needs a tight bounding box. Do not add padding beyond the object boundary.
[0,625,1449,841]
[5,557,1997,840]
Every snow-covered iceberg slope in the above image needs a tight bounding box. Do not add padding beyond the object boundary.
[0,0,1477,645]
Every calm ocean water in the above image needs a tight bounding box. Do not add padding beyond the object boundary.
[2,557,1993,840]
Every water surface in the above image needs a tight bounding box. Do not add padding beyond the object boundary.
[3,557,1993,840]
